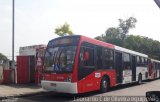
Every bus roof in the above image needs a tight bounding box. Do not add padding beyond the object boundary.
[80,35,114,49]
[80,35,148,57]
[151,59,160,63]
[49,35,148,57]
[115,46,148,57]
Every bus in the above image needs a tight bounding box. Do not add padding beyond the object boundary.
[41,35,160,94]
[148,59,160,79]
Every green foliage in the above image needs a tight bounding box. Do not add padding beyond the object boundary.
[105,27,120,39]
[95,17,160,60]
[95,34,106,41]
[104,27,123,46]
[55,22,73,36]
[0,53,7,62]
[118,17,137,40]
[95,17,137,47]
[125,35,160,60]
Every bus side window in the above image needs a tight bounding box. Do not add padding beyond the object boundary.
[143,58,147,67]
[79,47,94,67]
[97,46,103,69]
[103,49,114,69]
[137,56,140,64]
[137,56,141,66]
[139,57,142,65]
[144,58,148,64]
[123,53,131,70]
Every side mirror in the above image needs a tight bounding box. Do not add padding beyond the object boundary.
[84,51,89,61]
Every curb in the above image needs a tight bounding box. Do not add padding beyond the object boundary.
[0,91,48,100]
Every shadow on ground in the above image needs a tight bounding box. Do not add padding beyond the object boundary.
[4,83,41,89]
[18,81,151,102]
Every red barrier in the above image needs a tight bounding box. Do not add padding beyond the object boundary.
[17,56,30,84]
[3,69,11,84]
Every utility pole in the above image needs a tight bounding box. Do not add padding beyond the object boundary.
[11,0,15,84]
[12,0,15,68]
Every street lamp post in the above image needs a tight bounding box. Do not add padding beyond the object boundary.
[12,0,15,68]
[11,0,15,84]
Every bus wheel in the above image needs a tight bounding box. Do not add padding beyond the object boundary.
[138,74,142,84]
[100,77,109,93]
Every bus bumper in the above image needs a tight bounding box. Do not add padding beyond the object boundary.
[41,80,78,94]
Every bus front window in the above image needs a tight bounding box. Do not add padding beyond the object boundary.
[44,46,77,73]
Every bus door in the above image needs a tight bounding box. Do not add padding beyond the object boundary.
[148,59,152,79]
[148,59,154,79]
[78,42,96,92]
[131,55,136,81]
[115,52,123,84]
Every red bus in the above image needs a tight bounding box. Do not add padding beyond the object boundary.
[148,59,160,79]
[41,35,160,94]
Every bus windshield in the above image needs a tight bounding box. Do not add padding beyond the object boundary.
[44,46,77,73]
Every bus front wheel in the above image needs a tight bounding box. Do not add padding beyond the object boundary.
[100,77,109,93]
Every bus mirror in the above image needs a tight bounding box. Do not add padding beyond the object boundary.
[84,51,89,61]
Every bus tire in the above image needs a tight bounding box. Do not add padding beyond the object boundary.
[100,77,109,93]
[138,74,142,84]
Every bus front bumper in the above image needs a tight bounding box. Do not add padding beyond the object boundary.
[41,80,78,94]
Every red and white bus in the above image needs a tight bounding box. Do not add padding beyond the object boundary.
[41,35,160,94]
[148,59,160,79]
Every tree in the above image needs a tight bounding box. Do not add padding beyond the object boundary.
[95,17,160,60]
[95,34,105,41]
[105,27,120,39]
[118,17,137,41]
[55,22,73,36]
[0,53,8,63]
[95,17,137,47]
[125,35,160,60]
[95,27,122,46]
[104,27,123,46]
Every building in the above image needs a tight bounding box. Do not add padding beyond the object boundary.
[16,44,46,85]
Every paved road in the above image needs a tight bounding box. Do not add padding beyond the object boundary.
[1,79,160,102]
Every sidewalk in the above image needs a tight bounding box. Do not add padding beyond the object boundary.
[0,84,47,100]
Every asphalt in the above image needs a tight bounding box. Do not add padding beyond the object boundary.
[0,79,160,102]
[0,84,47,100]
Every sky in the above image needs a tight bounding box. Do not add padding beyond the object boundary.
[0,0,160,60]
